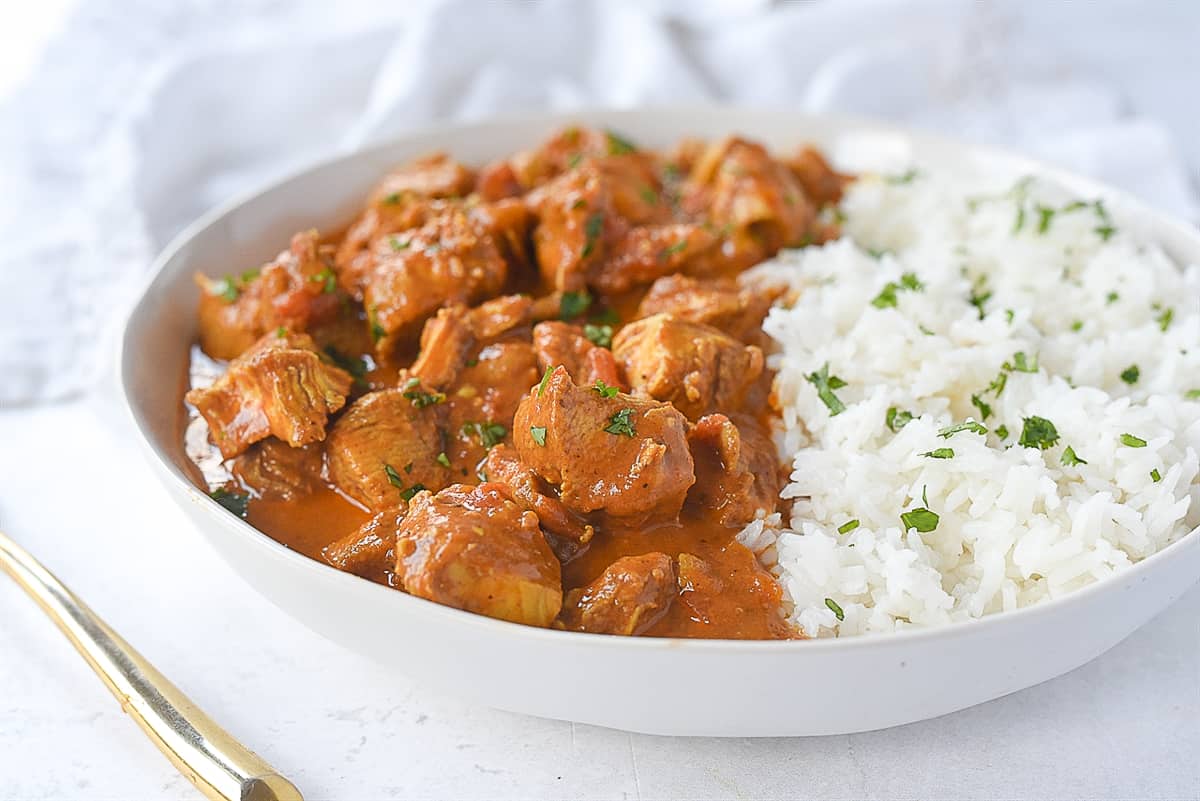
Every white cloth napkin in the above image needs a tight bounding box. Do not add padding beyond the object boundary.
[2,0,1196,406]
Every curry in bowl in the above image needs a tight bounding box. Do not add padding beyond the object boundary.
[183,126,845,639]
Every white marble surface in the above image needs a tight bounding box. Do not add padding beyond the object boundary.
[0,381,1197,800]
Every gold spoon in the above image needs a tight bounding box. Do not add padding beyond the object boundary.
[0,530,303,801]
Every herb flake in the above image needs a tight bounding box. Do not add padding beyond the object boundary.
[604,408,637,437]
[886,407,915,433]
[1120,365,1140,385]
[1120,433,1147,448]
[825,598,845,621]
[560,290,593,320]
[922,447,955,459]
[1061,446,1087,466]
[1018,416,1060,450]
[837,519,860,535]
[530,426,547,447]
[939,420,988,438]
[583,323,613,348]
[806,363,848,416]
[209,488,249,518]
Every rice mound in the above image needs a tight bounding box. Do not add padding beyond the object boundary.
[739,163,1200,638]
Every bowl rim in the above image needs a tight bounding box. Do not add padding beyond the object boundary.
[120,104,1200,653]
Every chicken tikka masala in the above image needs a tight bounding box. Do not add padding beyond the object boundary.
[183,126,848,639]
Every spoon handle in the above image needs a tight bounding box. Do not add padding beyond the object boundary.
[0,530,303,801]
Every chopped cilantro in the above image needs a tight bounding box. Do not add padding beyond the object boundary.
[399,484,426,502]
[310,266,337,294]
[390,236,411,251]
[382,191,404,205]
[1018,416,1060,450]
[922,447,955,459]
[463,421,507,449]
[1186,389,1200,400]
[560,289,592,320]
[1120,365,1140,385]
[211,277,239,303]
[1005,309,1015,324]
[593,380,619,399]
[605,130,637,155]
[384,464,405,489]
[871,273,922,309]
[659,239,688,261]
[806,363,847,416]
[900,505,939,533]
[536,365,554,397]
[1036,204,1055,233]
[591,308,621,325]
[837,519,860,535]
[995,424,1010,441]
[1013,204,1027,234]
[1060,446,1087,466]
[1106,291,1119,305]
[566,152,583,169]
[209,488,249,518]
[886,407,915,432]
[583,323,613,348]
[530,426,547,447]
[638,185,658,205]
[824,597,845,621]
[1120,433,1147,448]
[322,346,369,389]
[1009,352,1038,373]
[604,408,637,437]
[1157,307,1174,331]
[971,394,992,421]
[939,420,987,438]
[581,212,605,258]
[369,306,385,343]
[435,452,451,468]
[885,168,919,185]
[1071,320,1084,332]
[968,285,992,319]
[403,383,445,408]
[1150,468,1162,483]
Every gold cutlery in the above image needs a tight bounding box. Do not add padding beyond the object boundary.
[0,530,303,801]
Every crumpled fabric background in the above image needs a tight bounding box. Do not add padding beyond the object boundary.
[2,0,1197,406]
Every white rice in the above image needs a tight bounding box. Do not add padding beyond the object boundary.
[739,162,1200,638]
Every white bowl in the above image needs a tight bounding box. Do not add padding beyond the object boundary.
[121,108,1200,736]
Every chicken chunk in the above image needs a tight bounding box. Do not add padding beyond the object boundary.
[363,206,510,361]
[687,414,783,527]
[785,145,849,208]
[501,125,614,191]
[531,321,625,390]
[231,439,324,501]
[525,164,625,293]
[325,387,454,510]
[513,366,694,526]
[410,296,532,390]
[636,274,779,344]
[483,444,594,549]
[322,507,403,584]
[589,223,718,295]
[560,553,676,636]
[612,314,763,421]
[683,137,815,257]
[395,483,562,627]
[371,152,475,204]
[186,331,353,459]
[197,230,343,361]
